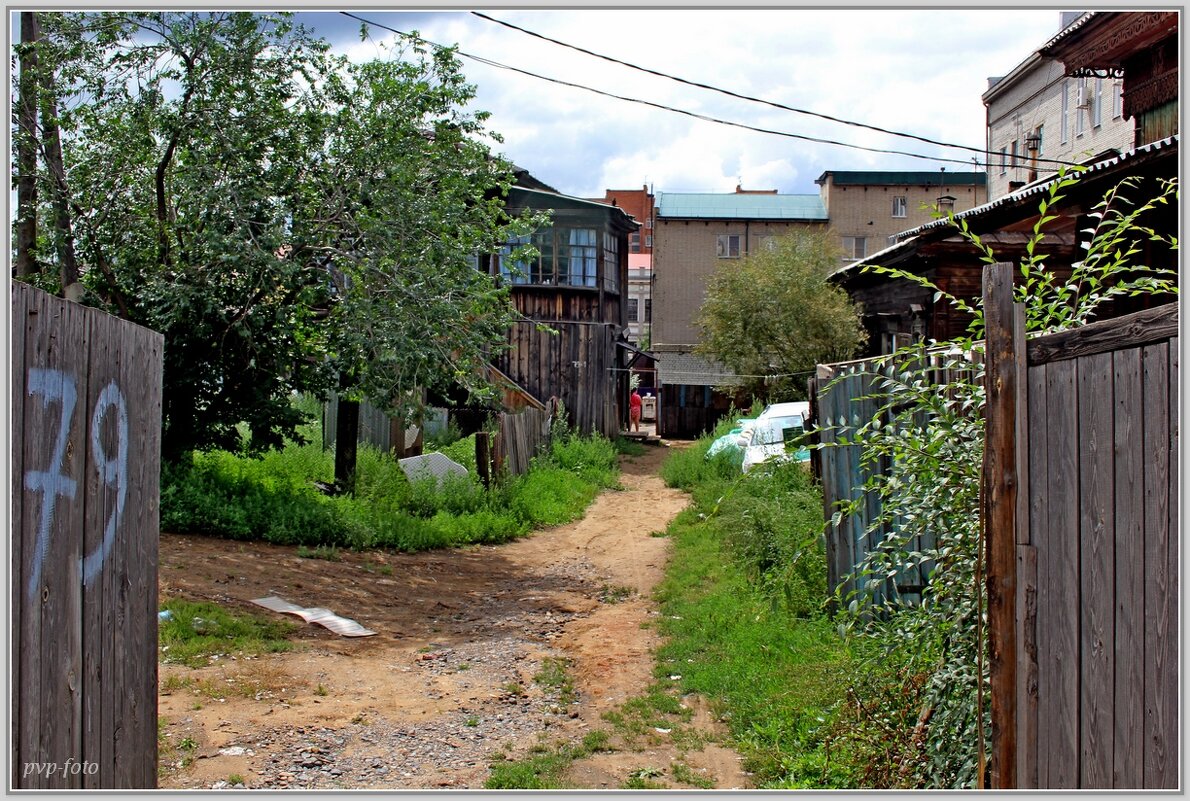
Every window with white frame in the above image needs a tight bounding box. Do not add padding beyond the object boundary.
[1061,80,1070,143]
[892,195,907,218]
[841,236,867,261]
[716,234,742,258]
[626,298,639,322]
[601,231,619,292]
[1010,139,1019,168]
[1092,77,1103,127]
[644,234,653,248]
[629,232,640,253]
[999,147,1008,175]
[1112,80,1123,119]
[500,228,605,288]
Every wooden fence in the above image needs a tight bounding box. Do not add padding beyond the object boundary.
[322,394,420,455]
[982,263,1178,789]
[11,282,162,788]
[811,350,980,607]
[489,406,553,478]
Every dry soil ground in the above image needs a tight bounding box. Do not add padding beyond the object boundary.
[157,443,751,790]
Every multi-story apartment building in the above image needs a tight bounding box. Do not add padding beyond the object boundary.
[816,170,987,262]
[625,253,652,346]
[983,12,1132,200]
[651,188,828,437]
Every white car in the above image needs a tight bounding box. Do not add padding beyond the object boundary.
[733,401,809,447]
[740,404,811,473]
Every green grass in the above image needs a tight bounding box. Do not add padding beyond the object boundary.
[297,545,341,561]
[651,427,860,789]
[158,599,296,668]
[485,730,614,789]
[614,437,649,457]
[161,419,620,554]
[534,657,577,705]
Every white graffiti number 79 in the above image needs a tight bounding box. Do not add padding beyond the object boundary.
[25,369,128,601]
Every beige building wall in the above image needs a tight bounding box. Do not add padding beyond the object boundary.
[652,218,825,348]
[820,178,986,263]
[985,55,1131,200]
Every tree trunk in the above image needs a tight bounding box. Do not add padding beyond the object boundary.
[37,23,82,298]
[334,395,360,495]
[16,12,40,277]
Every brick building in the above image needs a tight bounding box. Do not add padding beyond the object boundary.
[589,185,656,255]
[651,188,828,437]
[983,11,1132,200]
[816,170,987,263]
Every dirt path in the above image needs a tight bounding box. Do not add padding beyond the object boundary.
[157,443,751,789]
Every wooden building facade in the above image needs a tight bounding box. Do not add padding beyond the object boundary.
[484,186,638,438]
[832,136,1178,358]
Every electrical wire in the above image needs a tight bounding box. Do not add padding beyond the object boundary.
[341,11,1077,170]
[472,12,989,158]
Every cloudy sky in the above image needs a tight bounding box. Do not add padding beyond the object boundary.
[294,8,1065,199]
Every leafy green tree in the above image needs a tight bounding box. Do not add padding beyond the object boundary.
[695,227,867,401]
[13,12,539,466]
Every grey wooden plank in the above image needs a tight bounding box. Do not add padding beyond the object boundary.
[1019,359,1049,789]
[1078,351,1114,789]
[1111,348,1143,788]
[10,283,28,789]
[1140,342,1171,787]
[1038,358,1079,788]
[1016,544,1039,790]
[1027,303,1177,365]
[1164,340,1177,790]
[22,290,89,787]
[134,324,164,787]
[81,309,114,788]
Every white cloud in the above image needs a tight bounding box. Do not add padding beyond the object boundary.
[318,8,1064,196]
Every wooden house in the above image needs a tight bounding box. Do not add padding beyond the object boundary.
[481,185,639,438]
[832,136,1178,357]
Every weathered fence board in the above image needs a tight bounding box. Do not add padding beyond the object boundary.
[1077,351,1114,788]
[12,282,162,788]
[985,293,1179,790]
[493,406,552,477]
[1111,348,1143,788]
[1037,358,1080,789]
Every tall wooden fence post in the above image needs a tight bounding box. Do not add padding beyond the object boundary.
[475,431,491,488]
[12,283,162,788]
[983,261,1021,788]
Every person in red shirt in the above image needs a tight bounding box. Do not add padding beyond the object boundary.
[629,389,642,432]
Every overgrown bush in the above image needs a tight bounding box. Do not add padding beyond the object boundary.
[161,427,621,553]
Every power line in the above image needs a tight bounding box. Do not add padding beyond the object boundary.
[472,12,988,158]
[341,12,1077,170]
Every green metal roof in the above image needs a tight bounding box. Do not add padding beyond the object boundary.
[656,192,827,221]
[817,171,987,187]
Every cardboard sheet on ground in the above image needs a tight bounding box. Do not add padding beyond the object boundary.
[251,595,377,637]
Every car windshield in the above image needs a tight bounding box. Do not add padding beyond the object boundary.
[752,415,804,446]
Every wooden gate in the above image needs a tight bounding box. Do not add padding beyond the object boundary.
[983,263,1178,788]
[11,283,162,788]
